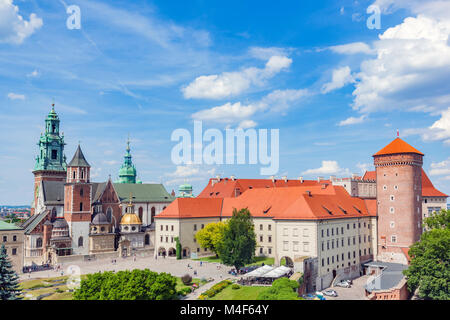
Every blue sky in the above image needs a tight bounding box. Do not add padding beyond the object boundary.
[1,0,449,204]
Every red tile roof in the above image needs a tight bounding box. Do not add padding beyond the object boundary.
[401,247,411,264]
[363,171,376,181]
[197,178,331,198]
[159,184,376,221]
[373,138,424,156]
[155,198,223,219]
[421,169,448,197]
[364,199,377,216]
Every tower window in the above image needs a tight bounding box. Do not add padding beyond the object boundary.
[51,150,57,160]
[391,235,397,243]
[79,202,83,211]
[73,171,76,179]
[80,188,83,196]
[78,237,83,247]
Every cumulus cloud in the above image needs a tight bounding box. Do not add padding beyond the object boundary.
[338,114,367,126]
[238,120,257,129]
[182,55,292,99]
[0,0,43,44]
[352,15,450,114]
[329,42,374,55]
[429,158,450,180]
[165,164,216,186]
[406,108,450,144]
[302,160,350,176]
[191,88,308,125]
[7,92,25,100]
[321,66,355,94]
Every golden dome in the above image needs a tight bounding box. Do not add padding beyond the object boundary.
[120,213,142,225]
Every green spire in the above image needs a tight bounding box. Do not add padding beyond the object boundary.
[115,138,137,184]
[34,104,67,172]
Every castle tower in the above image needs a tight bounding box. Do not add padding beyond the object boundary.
[115,138,137,184]
[373,137,424,264]
[64,145,92,255]
[32,104,67,214]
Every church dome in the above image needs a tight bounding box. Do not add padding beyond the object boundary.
[92,212,109,225]
[120,213,141,225]
[179,183,192,192]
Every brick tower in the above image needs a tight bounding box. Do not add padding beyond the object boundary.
[64,145,92,255]
[32,104,67,214]
[373,137,424,264]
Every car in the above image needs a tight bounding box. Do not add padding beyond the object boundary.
[335,281,351,288]
[322,289,338,297]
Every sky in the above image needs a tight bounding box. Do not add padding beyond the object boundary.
[0,0,449,205]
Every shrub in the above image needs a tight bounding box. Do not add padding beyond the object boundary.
[231,284,240,290]
[181,274,192,285]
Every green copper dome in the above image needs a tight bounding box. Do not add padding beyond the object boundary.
[178,182,194,198]
[115,139,137,184]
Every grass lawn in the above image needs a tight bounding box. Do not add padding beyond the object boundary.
[175,277,206,291]
[209,285,267,300]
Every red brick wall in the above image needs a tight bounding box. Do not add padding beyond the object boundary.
[375,153,423,256]
[64,183,92,222]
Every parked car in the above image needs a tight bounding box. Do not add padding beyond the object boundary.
[322,289,338,297]
[335,281,351,288]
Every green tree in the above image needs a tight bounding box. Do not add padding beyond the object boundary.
[175,237,182,260]
[0,244,22,300]
[73,269,177,300]
[195,221,228,257]
[403,209,450,300]
[257,277,300,300]
[216,208,256,270]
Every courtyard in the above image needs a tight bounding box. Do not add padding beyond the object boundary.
[321,275,371,300]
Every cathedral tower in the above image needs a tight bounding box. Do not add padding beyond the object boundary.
[115,139,137,184]
[64,145,92,255]
[373,137,424,264]
[32,104,67,215]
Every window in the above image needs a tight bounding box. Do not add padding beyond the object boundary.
[166,225,168,231]
[260,248,263,254]
[341,227,344,234]
[268,225,272,231]
[327,241,330,250]
[394,185,398,190]
[80,188,83,196]
[321,229,324,237]
[293,228,299,236]
[78,237,83,247]
[353,223,356,229]
[322,259,324,267]
[391,235,397,243]
[268,248,272,254]
[138,207,143,222]
[331,228,334,236]
[51,149,57,160]
[160,236,163,242]
[332,239,334,249]
[283,241,288,251]
[347,224,350,230]
[12,248,17,255]
[2,236,7,242]
[79,202,83,211]
[160,225,163,231]
[294,242,299,251]
[327,257,329,265]
[260,224,263,231]
[13,235,17,242]
[268,236,272,243]
[303,242,309,252]
[283,228,288,236]
[194,224,197,231]
[171,225,174,231]
[383,185,387,190]
[321,242,324,251]
[260,236,263,242]
[327,229,329,237]
[390,207,395,214]
[166,237,168,243]
[390,221,395,228]
[390,195,395,201]
[73,171,76,179]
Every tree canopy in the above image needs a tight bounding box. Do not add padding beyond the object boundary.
[195,221,228,256]
[73,269,178,300]
[257,277,301,300]
[0,244,22,300]
[216,208,257,270]
[403,209,450,300]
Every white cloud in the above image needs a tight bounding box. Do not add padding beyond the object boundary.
[7,92,25,100]
[404,107,450,144]
[352,15,450,114]
[182,55,292,99]
[238,120,257,129]
[356,162,374,174]
[26,69,39,77]
[302,160,350,176]
[429,158,450,180]
[165,164,216,186]
[191,88,308,125]
[0,0,43,44]
[338,114,367,126]
[321,66,355,93]
[248,47,293,60]
[103,160,119,166]
[329,42,374,55]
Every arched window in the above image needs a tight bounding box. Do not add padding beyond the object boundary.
[145,234,150,245]
[73,170,76,179]
[51,207,57,220]
[79,202,83,211]
[78,237,83,247]
[138,207,143,222]
[151,207,156,224]
[81,170,84,179]
[106,207,112,222]
[36,238,43,248]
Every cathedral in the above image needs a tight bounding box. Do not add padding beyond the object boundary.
[21,105,175,267]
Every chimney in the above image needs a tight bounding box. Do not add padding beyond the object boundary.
[305,190,312,197]
[298,176,304,183]
[216,175,221,181]
[317,176,323,182]
[271,175,275,183]
[230,175,235,181]
[282,176,287,183]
